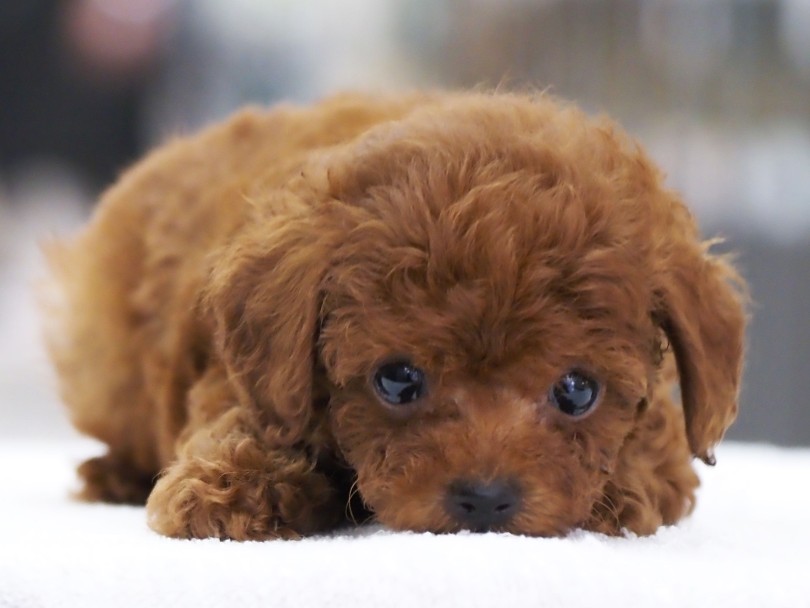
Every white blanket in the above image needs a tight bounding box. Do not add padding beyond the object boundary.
[1,440,808,608]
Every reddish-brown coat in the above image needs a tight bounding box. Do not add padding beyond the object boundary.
[44,92,746,539]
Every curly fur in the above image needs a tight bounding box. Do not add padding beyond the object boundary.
[44,91,747,540]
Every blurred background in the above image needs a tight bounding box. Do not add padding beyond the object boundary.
[1,0,808,445]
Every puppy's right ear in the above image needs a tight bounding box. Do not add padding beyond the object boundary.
[201,205,338,444]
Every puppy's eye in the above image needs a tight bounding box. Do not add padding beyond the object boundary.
[549,371,600,417]
[373,361,427,405]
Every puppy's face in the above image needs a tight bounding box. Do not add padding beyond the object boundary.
[322,294,654,535]
[316,115,664,535]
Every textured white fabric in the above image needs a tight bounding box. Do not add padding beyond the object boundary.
[0,440,808,608]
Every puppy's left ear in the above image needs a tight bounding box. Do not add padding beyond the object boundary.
[654,229,747,465]
[201,204,338,444]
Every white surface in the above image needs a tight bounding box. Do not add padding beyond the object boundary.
[0,440,808,608]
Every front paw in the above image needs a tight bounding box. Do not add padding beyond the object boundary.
[146,458,340,540]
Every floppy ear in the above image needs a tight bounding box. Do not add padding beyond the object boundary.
[654,237,747,465]
[201,208,337,445]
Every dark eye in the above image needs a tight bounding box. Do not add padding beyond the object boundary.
[549,371,600,417]
[373,361,427,405]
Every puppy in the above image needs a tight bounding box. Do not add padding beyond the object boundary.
[45,92,746,540]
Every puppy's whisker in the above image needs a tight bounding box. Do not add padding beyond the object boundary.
[344,478,361,525]
[239,191,261,212]
[591,494,620,528]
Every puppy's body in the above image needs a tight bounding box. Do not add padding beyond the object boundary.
[46,92,745,539]
[47,95,426,487]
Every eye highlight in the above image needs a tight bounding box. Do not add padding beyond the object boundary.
[549,371,600,417]
[373,360,427,406]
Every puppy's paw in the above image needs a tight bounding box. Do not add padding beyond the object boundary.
[146,456,340,540]
[76,453,155,505]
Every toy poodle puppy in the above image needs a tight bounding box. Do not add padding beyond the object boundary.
[44,91,746,540]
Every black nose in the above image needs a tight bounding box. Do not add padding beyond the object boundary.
[445,479,521,530]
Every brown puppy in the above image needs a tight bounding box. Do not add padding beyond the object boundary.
[44,92,746,540]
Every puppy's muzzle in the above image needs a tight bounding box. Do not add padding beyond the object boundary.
[445,479,521,531]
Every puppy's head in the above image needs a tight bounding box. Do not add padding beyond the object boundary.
[207,95,746,535]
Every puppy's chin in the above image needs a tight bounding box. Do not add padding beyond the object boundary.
[367,494,592,537]
[355,468,602,537]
